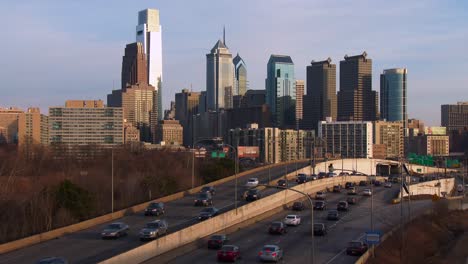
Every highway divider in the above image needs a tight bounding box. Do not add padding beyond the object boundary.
[99,175,370,264]
[0,159,308,255]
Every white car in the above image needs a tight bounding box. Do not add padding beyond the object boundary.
[284,215,301,226]
[245,178,259,187]
[362,189,372,196]
[384,182,392,188]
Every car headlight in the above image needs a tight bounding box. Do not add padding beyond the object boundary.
[150,231,156,235]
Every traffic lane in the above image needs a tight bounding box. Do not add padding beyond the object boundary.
[0,163,308,264]
[163,187,375,264]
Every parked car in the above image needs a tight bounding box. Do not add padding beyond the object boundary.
[194,192,213,206]
[327,210,340,220]
[296,173,310,184]
[245,189,262,202]
[347,187,357,195]
[327,172,338,177]
[245,178,259,187]
[315,191,326,200]
[359,180,368,186]
[36,257,68,264]
[284,215,301,226]
[292,201,305,211]
[346,197,357,205]
[314,201,327,210]
[339,172,350,176]
[139,220,168,241]
[374,180,382,187]
[200,186,216,195]
[277,179,288,187]
[101,222,129,239]
[337,201,349,211]
[208,234,229,249]
[313,223,327,236]
[362,189,372,196]
[198,207,219,220]
[384,182,392,188]
[333,185,342,193]
[310,174,318,180]
[258,245,283,262]
[268,221,287,235]
[217,245,241,262]
[144,202,165,216]
[346,240,368,256]
[345,182,355,189]
[318,172,327,179]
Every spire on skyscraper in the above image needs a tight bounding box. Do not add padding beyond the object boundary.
[223,25,226,46]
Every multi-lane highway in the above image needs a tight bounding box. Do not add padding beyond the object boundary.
[159,183,431,264]
[0,161,308,264]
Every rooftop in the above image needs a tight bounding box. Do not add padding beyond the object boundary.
[268,55,293,64]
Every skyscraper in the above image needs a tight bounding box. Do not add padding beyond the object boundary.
[175,89,201,146]
[265,55,296,128]
[121,42,148,91]
[380,68,407,132]
[295,80,304,125]
[136,9,163,120]
[441,102,468,132]
[337,52,378,121]
[303,58,337,131]
[233,53,248,96]
[206,39,234,110]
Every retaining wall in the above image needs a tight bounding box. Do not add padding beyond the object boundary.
[399,178,455,198]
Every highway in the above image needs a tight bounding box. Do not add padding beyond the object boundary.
[158,183,431,264]
[0,161,309,264]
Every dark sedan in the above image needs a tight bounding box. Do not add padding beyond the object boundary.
[314,201,327,210]
[198,207,219,220]
[268,221,287,235]
[313,223,327,236]
[208,234,228,249]
[292,201,305,211]
[346,241,368,256]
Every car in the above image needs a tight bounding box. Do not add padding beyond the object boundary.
[313,223,327,236]
[457,184,464,193]
[314,201,327,210]
[208,234,229,249]
[217,245,241,262]
[284,215,301,226]
[101,222,129,239]
[310,174,318,180]
[318,172,327,179]
[139,220,168,241]
[258,245,283,262]
[327,210,340,220]
[144,202,165,216]
[245,189,262,202]
[277,179,288,187]
[200,186,216,195]
[339,172,350,176]
[347,187,357,195]
[327,172,338,177]
[374,180,382,187]
[345,182,355,189]
[268,221,287,235]
[390,177,399,183]
[36,257,68,264]
[245,178,259,187]
[346,240,368,256]
[315,191,326,200]
[198,207,219,220]
[337,201,349,211]
[362,189,372,196]
[359,180,368,186]
[333,185,341,193]
[346,197,357,205]
[194,192,213,206]
[296,173,310,184]
[384,182,392,188]
[292,201,305,211]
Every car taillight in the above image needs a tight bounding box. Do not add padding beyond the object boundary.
[258,252,263,256]
[217,240,222,243]
[272,252,277,257]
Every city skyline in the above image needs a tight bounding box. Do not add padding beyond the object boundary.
[1,1,467,126]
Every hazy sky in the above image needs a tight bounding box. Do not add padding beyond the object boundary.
[1,0,467,125]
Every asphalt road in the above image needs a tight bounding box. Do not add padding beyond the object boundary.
[0,161,309,264]
[162,183,431,264]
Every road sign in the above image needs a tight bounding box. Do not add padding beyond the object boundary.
[365,231,381,245]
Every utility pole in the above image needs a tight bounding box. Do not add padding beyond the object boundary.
[400,157,404,264]
[111,148,114,214]
[191,149,195,189]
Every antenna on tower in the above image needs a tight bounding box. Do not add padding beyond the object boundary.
[223,25,226,45]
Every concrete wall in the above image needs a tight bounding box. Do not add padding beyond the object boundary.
[100,176,369,264]
[399,178,455,198]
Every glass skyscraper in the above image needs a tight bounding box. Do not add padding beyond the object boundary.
[206,39,234,110]
[233,53,248,96]
[265,55,296,128]
[380,68,407,130]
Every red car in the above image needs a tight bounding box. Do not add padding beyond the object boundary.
[217,245,241,262]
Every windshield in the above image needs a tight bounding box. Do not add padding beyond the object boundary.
[315,201,324,206]
[211,235,224,240]
[248,178,257,182]
[147,222,160,228]
[221,245,236,251]
[108,224,121,229]
[148,203,161,208]
[314,224,324,229]
[349,241,363,247]
[202,208,214,213]
[317,192,323,195]
[247,189,257,195]
[286,215,296,219]
[294,202,302,206]
[198,193,209,199]
[271,222,282,227]
[328,211,338,215]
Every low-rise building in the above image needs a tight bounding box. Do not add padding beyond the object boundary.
[156,120,183,145]
[0,107,23,144]
[373,121,404,158]
[408,135,449,156]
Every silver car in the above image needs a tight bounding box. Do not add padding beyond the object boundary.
[101,222,129,239]
[139,220,168,240]
[258,244,283,262]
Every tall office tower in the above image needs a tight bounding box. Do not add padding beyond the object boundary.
[337,52,378,121]
[122,83,156,142]
[303,58,337,131]
[441,102,468,132]
[121,42,148,91]
[136,9,163,120]
[206,39,234,110]
[380,68,408,133]
[18,107,49,146]
[199,91,208,113]
[265,55,296,128]
[175,89,201,146]
[295,80,304,125]
[233,53,248,96]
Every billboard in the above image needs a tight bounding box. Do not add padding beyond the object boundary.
[424,127,446,135]
[237,146,259,158]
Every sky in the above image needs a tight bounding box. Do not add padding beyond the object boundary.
[0,0,467,126]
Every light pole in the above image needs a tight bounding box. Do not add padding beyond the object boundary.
[222,143,239,213]
[111,148,114,213]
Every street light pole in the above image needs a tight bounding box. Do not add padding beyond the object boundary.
[111,148,114,213]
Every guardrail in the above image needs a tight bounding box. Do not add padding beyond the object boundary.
[0,159,309,255]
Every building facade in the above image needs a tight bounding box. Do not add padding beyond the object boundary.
[380,68,407,134]
[295,80,304,125]
[265,55,296,128]
[18,108,49,146]
[337,52,378,121]
[121,42,148,90]
[0,108,24,144]
[408,135,449,156]
[156,120,183,145]
[206,39,234,111]
[303,58,337,131]
[373,121,404,159]
[441,102,468,132]
[318,120,373,158]
[233,53,248,96]
[175,89,200,146]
